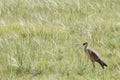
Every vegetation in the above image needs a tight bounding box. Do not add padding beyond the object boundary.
[0,0,120,80]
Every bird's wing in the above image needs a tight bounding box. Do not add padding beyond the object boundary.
[87,48,100,60]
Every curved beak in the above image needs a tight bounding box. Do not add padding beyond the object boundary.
[73,43,83,49]
[80,44,83,48]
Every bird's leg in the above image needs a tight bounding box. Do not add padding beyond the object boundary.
[92,62,95,72]
[92,62,95,68]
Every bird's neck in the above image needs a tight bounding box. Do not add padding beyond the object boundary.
[85,45,88,48]
[84,45,88,50]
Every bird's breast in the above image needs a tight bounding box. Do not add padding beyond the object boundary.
[85,50,95,62]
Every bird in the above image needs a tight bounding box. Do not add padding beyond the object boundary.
[82,42,107,69]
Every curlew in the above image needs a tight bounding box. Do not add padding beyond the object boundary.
[82,42,107,69]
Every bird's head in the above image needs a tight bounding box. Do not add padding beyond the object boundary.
[83,42,88,47]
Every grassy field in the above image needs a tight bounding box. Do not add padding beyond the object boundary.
[0,0,120,80]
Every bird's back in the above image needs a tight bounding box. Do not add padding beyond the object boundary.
[85,48,100,62]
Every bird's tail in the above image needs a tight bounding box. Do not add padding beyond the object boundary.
[97,59,107,69]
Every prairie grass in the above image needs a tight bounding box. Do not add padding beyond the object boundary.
[0,0,120,80]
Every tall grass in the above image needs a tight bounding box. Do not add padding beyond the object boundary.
[0,0,120,80]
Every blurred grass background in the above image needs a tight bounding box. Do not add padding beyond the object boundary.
[0,0,120,80]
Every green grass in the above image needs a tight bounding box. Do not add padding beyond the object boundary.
[0,0,120,80]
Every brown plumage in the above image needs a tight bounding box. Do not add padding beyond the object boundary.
[83,42,107,69]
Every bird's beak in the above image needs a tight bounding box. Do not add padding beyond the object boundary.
[80,44,83,48]
[73,43,83,48]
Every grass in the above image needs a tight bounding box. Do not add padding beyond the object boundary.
[0,0,120,80]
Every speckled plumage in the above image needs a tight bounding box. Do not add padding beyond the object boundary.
[83,42,107,69]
